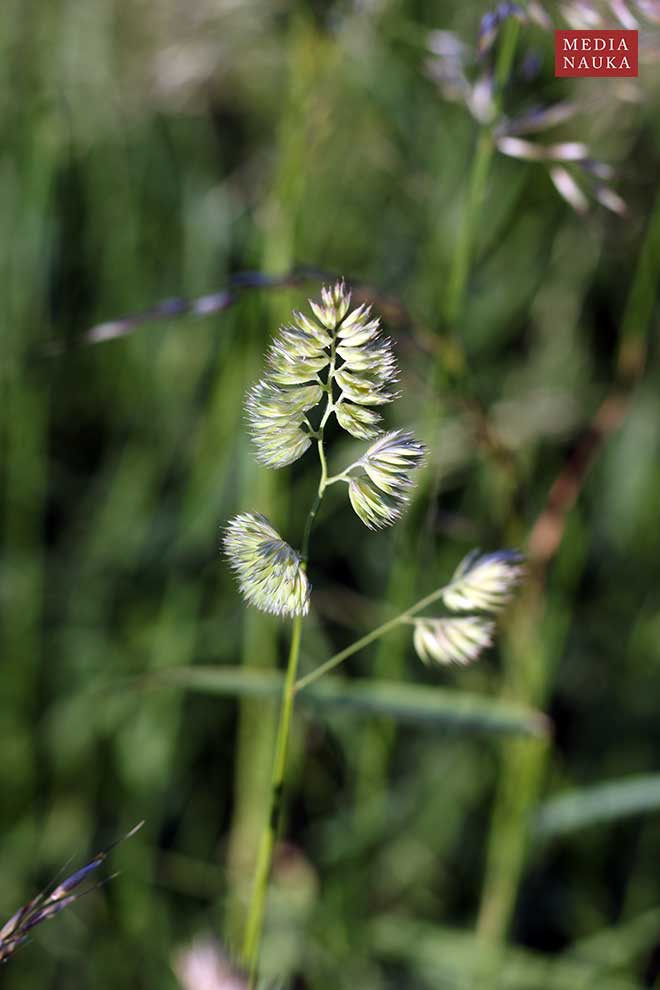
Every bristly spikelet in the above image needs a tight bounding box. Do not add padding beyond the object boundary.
[347,430,426,530]
[408,549,524,670]
[442,549,524,613]
[310,281,351,329]
[334,305,398,416]
[413,616,495,666]
[245,280,402,466]
[223,513,310,617]
[246,380,321,468]
[334,401,382,440]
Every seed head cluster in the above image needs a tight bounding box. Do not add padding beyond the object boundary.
[410,549,524,666]
[226,282,426,617]
[224,283,525,666]
[442,550,524,613]
[246,281,400,468]
[413,616,495,667]
[223,513,310,618]
[348,430,425,530]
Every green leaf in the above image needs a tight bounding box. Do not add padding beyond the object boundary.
[152,665,549,737]
[536,774,660,842]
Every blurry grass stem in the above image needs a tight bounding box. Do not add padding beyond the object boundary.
[241,612,303,985]
[350,12,523,854]
[444,18,520,328]
[477,182,660,944]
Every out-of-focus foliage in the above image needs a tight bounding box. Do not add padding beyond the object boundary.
[1,0,660,987]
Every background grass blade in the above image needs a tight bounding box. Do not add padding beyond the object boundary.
[154,666,549,737]
[535,774,660,842]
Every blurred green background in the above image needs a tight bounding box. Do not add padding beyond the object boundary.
[2,1,660,987]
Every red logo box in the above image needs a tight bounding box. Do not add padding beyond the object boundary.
[555,30,638,77]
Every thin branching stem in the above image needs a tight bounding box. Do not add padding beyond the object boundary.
[324,472,350,487]
[294,580,454,692]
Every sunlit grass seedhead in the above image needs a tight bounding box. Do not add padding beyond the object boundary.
[228,281,425,618]
[223,513,310,618]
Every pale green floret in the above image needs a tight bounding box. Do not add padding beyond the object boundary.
[337,315,381,345]
[412,616,495,666]
[246,381,321,469]
[345,430,426,529]
[442,550,524,613]
[309,281,352,329]
[267,348,329,386]
[334,401,381,439]
[292,310,333,344]
[334,366,396,405]
[336,338,395,372]
[223,513,310,617]
[348,476,401,529]
[360,430,425,482]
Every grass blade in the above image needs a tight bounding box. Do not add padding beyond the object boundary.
[536,773,660,842]
[154,666,549,738]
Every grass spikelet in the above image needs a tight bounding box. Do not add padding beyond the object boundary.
[442,550,524,613]
[412,616,495,666]
[223,513,311,618]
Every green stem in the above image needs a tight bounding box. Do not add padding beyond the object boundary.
[242,613,303,986]
[301,477,322,564]
[301,417,331,562]
[444,131,494,327]
[295,580,452,692]
[443,18,520,329]
[493,18,520,96]
[617,183,660,384]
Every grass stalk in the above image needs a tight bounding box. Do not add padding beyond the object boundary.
[444,131,495,326]
[242,612,303,986]
[443,18,520,327]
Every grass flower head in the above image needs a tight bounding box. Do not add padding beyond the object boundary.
[346,430,426,530]
[442,549,524,613]
[245,281,402,469]
[223,513,310,618]
[413,616,495,666]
